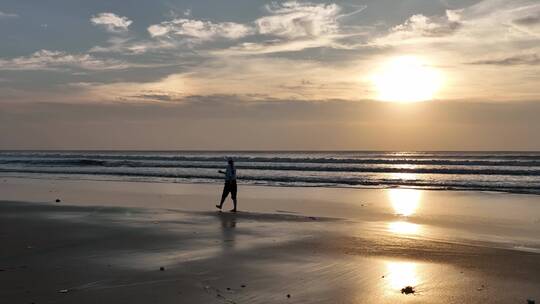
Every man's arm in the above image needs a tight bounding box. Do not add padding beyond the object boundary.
[218,170,226,174]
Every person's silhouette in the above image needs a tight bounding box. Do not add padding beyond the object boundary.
[216,158,238,212]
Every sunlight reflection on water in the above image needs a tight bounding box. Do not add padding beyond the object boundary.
[388,221,421,235]
[385,261,420,291]
[388,188,422,216]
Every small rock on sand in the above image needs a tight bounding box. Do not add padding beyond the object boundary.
[159,267,165,271]
[527,299,535,304]
[241,284,246,288]
[287,294,291,298]
[401,286,415,295]
[55,199,61,203]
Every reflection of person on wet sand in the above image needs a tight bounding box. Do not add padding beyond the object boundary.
[219,213,236,251]
[216,158,238,212]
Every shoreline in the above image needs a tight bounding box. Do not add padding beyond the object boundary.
[2,173,540,196]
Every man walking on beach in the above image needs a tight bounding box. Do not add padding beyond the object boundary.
[216,158,237,212]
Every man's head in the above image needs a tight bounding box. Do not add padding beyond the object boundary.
[227,157,234,165]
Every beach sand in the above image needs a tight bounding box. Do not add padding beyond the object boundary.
[1,177,540,303]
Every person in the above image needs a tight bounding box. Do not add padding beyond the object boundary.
[216,158,237,212]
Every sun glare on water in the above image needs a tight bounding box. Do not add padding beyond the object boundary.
[385,262,420,292]
[372,56,443,102]
[388,188,421,216]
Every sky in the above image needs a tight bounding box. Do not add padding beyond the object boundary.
[0,0,539,150]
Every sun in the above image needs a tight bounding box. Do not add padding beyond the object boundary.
[371,56,443,102]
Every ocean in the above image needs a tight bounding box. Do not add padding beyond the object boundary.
[1,151,539,194]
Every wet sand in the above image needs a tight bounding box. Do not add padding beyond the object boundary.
[1,177,540,303]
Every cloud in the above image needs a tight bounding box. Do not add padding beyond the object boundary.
[255,1,341,38]
[147,18,252,41]
[17,54,366,104]
[4,0,540,108]
[371,0,540,72]
[126,90,184,102]
[0,49,130,71]
[91,12,132,33]
[175,56,365,100]
[0,11,18,19]
[89,36,177,54]
[216,1,366,55]
[214,37,337,55]
[376,0,540,46]
[144,1,367,54]
[394,13,461,37]
[468,54,540,66]
[513,13,540,26]
[375,10,462,45]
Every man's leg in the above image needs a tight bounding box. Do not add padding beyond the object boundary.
[230,182,237,212]
[217,183,230,209]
